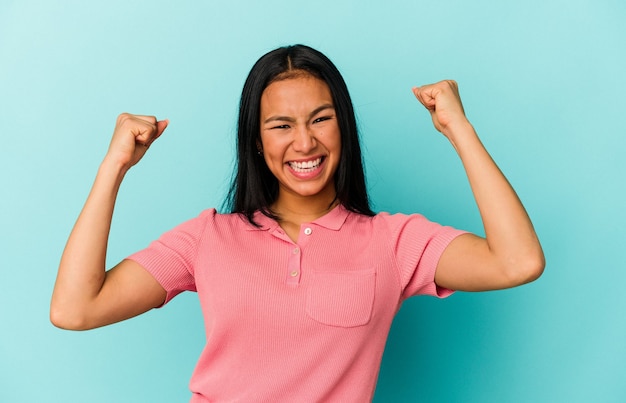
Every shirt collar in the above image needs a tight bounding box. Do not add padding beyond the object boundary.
[311,204,349,230]
[244,204,349,231]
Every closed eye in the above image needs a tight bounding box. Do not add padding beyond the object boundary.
[313,116,333,124]
[270,124,290,130]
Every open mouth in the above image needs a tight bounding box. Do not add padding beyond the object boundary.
[287,157,324,173]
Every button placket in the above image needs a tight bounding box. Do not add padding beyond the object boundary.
[286,245,301,285]
[285,225,314,285]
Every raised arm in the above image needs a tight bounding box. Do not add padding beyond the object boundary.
[50,114,168,330]
[412,81,544,291]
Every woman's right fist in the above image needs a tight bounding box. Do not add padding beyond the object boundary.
[106,113,169,169]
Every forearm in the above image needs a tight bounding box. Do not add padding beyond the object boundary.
[51,157,128,327]
[448,122,544,280]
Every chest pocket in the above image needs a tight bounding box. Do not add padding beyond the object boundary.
[305,268,376,328]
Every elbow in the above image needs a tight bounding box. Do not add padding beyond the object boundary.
[50,302,90,331]
[522,255,545,284]
[508,250,545,286]
[49,306,73,330]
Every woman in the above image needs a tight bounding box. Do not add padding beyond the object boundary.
[51,44,544,401]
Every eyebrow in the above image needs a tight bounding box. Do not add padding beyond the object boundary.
[263,103,335,124]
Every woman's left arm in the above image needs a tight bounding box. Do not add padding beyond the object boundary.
[413,80,544,291]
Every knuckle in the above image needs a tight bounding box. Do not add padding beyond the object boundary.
[116,112,132,126]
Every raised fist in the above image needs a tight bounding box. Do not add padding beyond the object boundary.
[106,113,169,169]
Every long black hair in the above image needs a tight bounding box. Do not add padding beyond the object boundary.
[225,44,374,225]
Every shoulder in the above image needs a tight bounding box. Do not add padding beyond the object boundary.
[143,209,257,262]
[159,208,249,240]
[367,210,463,248]
[192,208,250,226]
[340,210,437,241]
[370,210,433,232]
[191,209,268,239]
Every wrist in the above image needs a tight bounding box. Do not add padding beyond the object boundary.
[444,120,476,150]
[100,154,131,179]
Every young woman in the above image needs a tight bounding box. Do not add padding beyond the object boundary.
[51,44,544,401]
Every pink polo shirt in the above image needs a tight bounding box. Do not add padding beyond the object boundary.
[128,205,466,402]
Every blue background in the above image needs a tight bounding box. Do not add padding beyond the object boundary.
[1,0,624,401]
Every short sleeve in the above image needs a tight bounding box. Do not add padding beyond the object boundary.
[127,209,214,305]
[378,212,467,300]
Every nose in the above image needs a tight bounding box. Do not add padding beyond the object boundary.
[292,125,316,153]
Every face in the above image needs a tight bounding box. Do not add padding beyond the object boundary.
[259,75,341,205]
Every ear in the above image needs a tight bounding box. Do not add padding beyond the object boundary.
[256,140,263,154]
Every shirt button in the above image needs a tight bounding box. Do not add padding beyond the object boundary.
[293,247,300,254]
[290,270,299,277]
[304,227,312,235]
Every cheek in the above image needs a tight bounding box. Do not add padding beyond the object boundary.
[318,125,341,148]
[260,139,286,167]
[329,129,342,155]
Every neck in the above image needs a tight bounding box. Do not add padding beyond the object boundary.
[272,189,338,226]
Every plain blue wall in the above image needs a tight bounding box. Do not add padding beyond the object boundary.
[1,0,624,401]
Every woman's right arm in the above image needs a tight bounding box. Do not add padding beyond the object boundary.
[50,113,169,330]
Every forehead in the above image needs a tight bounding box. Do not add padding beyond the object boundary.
[260,75,333,113]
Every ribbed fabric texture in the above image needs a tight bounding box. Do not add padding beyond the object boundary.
[128,205,466,402]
